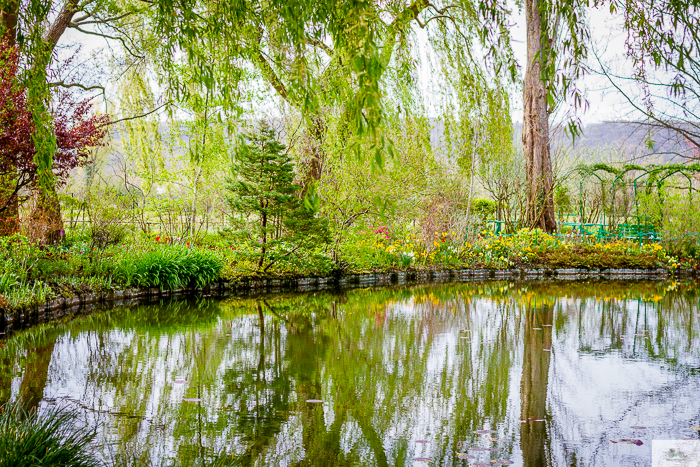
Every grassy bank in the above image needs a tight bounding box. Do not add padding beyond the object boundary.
[2,228,697,312]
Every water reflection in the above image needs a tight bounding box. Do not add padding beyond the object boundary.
[2,280,700,466]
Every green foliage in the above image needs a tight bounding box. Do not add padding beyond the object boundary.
[554,186,572,214]
[0,403,100,467]
[471,198,497,231]
[116,245,223,289]
[226,123,329,270]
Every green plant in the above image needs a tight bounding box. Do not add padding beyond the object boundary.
[226,122,329,270]
[0,402,100,467]
[116,245,223,289]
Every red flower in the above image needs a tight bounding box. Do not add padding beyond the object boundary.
[155,237,160,241]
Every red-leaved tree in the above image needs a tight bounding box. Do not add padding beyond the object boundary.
[0,41,109,235]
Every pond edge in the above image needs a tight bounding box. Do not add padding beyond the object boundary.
[3,266,696,331]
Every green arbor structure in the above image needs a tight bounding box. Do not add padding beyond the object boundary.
[560,163,700,242]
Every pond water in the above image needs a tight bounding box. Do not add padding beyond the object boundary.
[2,280,700,466]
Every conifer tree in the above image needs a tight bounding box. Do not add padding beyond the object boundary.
[227,122,328,270]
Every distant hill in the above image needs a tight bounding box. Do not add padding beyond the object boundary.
[566,122,694,162]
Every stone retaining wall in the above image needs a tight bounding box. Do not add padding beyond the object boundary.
[3,267,695,332]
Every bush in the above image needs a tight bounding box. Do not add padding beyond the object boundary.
[0,403,100,467]
[116,244,223,289]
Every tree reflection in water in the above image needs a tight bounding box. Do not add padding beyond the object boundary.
[1,280,699,466]
[520,298,553,467]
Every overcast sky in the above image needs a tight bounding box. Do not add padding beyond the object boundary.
[65,5,642,127]
[509,6,636,125]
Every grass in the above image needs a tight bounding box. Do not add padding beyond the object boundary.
[0,228,696,312]
[0,402,100,467]
[0,401,244,467]
[115,244,223,289]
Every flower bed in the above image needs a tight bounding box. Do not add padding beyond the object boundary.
[0,228,696,312]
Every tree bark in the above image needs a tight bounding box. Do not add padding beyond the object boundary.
[27,188,64,244]
[26,0,79,243]
[523,0,557,233]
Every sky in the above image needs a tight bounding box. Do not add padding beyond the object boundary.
[507,6,636,125]
[62,4,643,127]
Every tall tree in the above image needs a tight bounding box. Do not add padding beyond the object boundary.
[0,42,108,235]
[0,0,18,234]
[523,0,557,232]
[2,0,142,242]
[522,0,590,232]
[144,0,517,174]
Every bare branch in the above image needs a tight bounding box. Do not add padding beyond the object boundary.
[71,11,134,26]
[98,102,172,128]
[49,80,105,92]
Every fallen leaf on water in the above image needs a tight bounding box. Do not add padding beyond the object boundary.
[183,398,201,402]
[489,437,505,441]
[416,440,430,443]
[494,461,514,465]
[306,399,323,403]
[173,380,188,384]
[629,439,643,446]
[413,458,431,462]
[691,427,700,430]
[609,440,618,443]
[474,430,496,434]
[456,453,475,459]
[630,426,646,429]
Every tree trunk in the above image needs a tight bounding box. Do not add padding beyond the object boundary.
[0,177,19,236]
[23,0,79,244]
[27,188,64,244]
[523,0,557,233]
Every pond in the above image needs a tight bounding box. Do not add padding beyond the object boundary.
[2,280,700,466]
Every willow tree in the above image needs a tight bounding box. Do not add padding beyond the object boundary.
[523,0,590,232]
[598,0,700,159]
[1,0,145,242]
[143,0,517,176]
